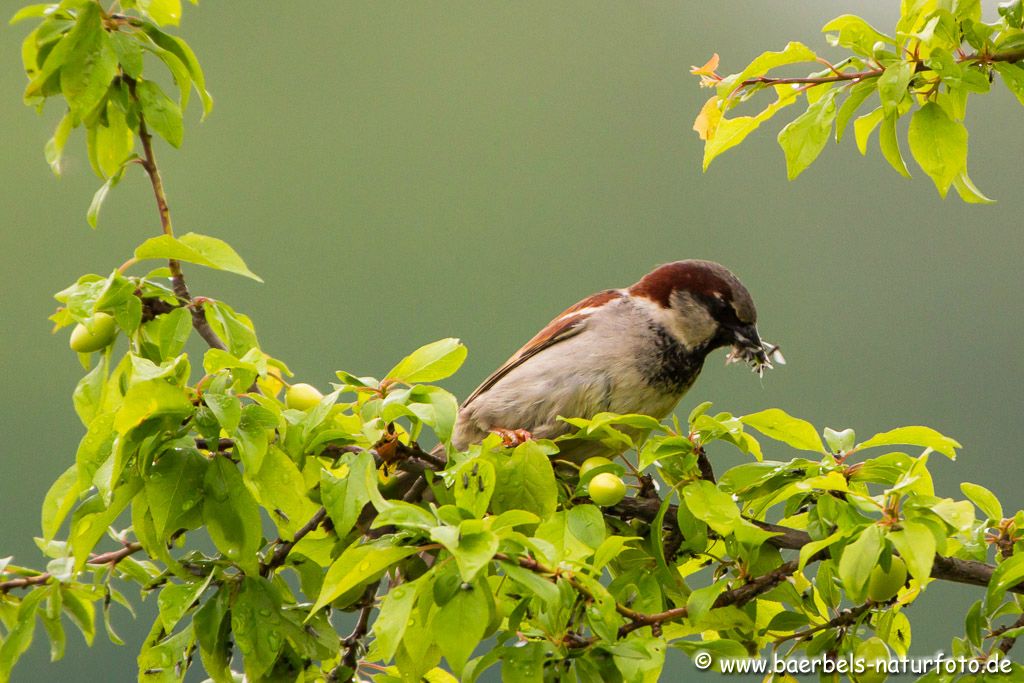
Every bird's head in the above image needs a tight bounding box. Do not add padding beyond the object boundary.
[629,259,784,375]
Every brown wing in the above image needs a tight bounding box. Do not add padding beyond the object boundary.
[462,289,623,407]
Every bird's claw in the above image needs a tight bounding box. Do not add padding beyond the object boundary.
[490,427,533,447]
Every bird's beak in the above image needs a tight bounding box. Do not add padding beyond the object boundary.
[725,323,785,376]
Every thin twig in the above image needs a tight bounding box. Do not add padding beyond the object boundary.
[996,612,1024,655]
[733,47,1024,91]
[260,507,328,576]
[775,601,874,645]
[129,76,228,352]
[341,583,379,674]
[0,542,143,593]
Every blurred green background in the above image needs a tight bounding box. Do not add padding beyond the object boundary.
[3,2,1023,680]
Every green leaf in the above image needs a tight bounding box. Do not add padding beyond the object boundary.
[231,577,284,681]
[567,504,607,551]
[135,233,263,282]
[113,378,192,435]
[0,587,46,681]
[311,541,419,615]
[158,574,212,631]
[92,103,134,179]
[854,106,884,155]
[499,560,559,606]
[907,102,968,197]
[835,80,877,142]
[139,0,182,26]
[877,61,914,118]
[203,392,241,433]
[433,581,489,675]
[994,62,1024,105]
[110,31,143,79]
[434,526,499,582]
[139,26,213,116]
[386,338,468,384]
[879,113,911,178]
[202,456,262,574]
[60,4,118,116]
[887,521,936,586]
[244,445,318,537]
[985,552,1024,614]
[453,458,495,518]
[686,579,729,623]
[371,578,422,661]
[144,448,208,538]
[193,589,231,683]
[740,408,824,452]
[702,88,797,169]
[70,476,141,570]
[488,441,558,519]
[42,464,82,541]
[856,426,961,459]
[681,480,740,536]
[951,169,995,204]
[44,111,75,176]
[961,482,1003,521]
[10,4,55,25]
[137,79,183,147]
[799,529,846,570]
[137,619,194,683]
[407,385,459,442]
[838,524,884,600]
[86,170,125,229]
[823,427,856,453]
[321,450,375,539]
[822,14,894,54]
[726,42,818,91]
[777,89,839,179]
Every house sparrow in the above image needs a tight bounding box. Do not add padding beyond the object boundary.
[452,260,782,461]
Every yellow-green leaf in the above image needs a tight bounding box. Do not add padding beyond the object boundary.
[856,426,961,459]
[135,233,263,282]
[740,408,825,453]
[386,338,467,384]
[907,102,968,197]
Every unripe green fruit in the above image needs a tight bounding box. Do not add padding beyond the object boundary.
[867,556,907,602]
[854,637,890,683]
[69,312,117,353]
[588,472,627,506]
[285,382,324,410]
[579,456,613,477]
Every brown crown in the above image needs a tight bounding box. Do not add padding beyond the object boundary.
[628,260,757,323]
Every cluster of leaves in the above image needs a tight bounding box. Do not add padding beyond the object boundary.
[692,0,1024,202]
[7,292,1024,682]
[7,2,1024,683]
[13,0,209,225]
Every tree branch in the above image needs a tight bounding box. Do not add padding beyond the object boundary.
[775,601,874,645]
[0,542,143,593]
[733,47,1024,91]
[129,77,228,352]
[338,582,379,680]
[610,496,1024,596]
[260,507,327,577]
[996,612,1024,656]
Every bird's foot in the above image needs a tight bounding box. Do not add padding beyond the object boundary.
[490,427,533,448]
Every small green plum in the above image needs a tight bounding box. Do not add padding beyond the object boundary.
[867,556,907,602]
[579,456,613,477]
[285,382,324,410]
[68,312,117,353]
[588,472,627,506]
